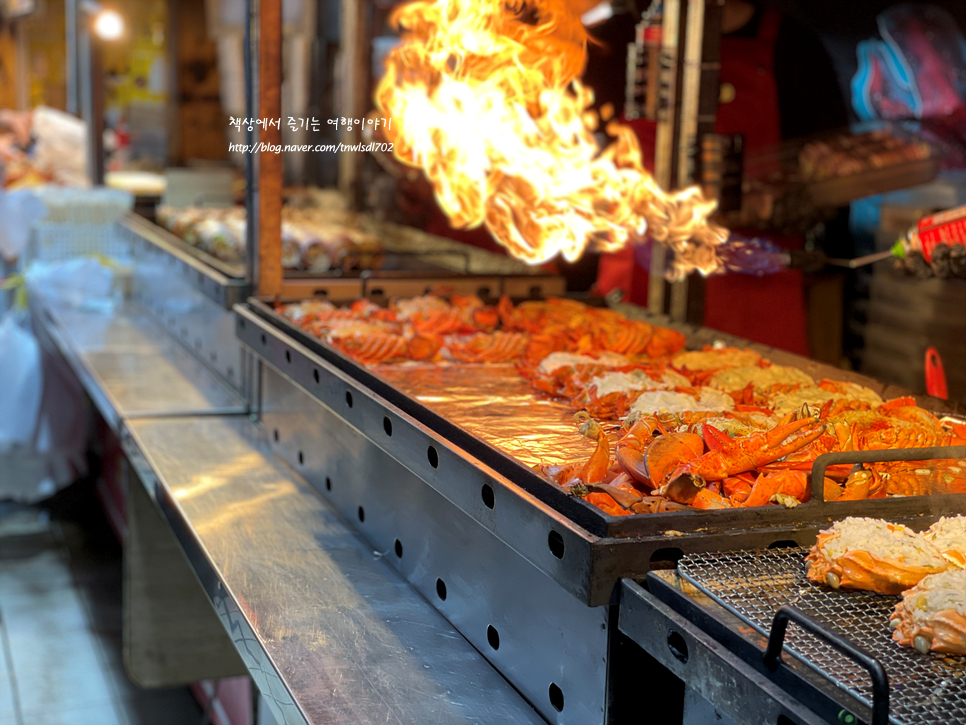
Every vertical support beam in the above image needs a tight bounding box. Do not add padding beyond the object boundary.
[256,0,283,297]
[66,0,79,114]
[668,0,705,322]
[79,20,105,186]
[89,37,105,186]
[648,0,681,314]
[14,22,28,111]
[338,0,368,208]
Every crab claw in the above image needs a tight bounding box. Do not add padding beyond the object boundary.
[573,411,611,484]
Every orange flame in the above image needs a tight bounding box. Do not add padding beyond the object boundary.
[375,0,729,278]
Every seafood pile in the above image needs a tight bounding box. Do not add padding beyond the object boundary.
[805,516,966,656]
[535,346,966,516]
[155,205,383,272]
[279,293,965,518]
[280,295,687,366]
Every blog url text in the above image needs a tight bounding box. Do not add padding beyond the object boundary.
[228,142,394,154]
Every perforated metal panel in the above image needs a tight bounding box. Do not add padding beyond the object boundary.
[678,548,966,725]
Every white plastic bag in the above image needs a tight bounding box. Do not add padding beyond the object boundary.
[25,257,117,310]
[0,189,47,263]
[31,106,89,188]
[0,308,89,503]
[0,313,43,449]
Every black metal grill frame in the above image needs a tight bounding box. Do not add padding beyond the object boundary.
[246,297,966,541]
[674,547,966,725]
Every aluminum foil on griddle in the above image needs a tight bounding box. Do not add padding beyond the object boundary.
[371,363,620,469]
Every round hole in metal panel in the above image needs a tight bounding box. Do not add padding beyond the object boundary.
[313,369,319,384]
[285,350,291,364]
[357,506,365,522]
[481,484,494,509]
[273,429,279,442]
[548,530,565,559]
[649,548,683,569]
[394,539,403,558]
[260,333,267,346]
[345,390,353,408]
[436,578,447,601]
[325,477,332,491]
[486,625,500,651]
[297,451,304,465]
[427,446,439,468]
[667,630,689,663]
[383,417,392,436]
[548,683,564,712]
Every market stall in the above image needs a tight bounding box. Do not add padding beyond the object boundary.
[3,0,966,723]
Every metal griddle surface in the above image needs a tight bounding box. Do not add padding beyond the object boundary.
[371,363,609,468]
[677,548,966,725]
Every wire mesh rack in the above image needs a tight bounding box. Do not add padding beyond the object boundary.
[29,222,132,264]
[678,548,966,725]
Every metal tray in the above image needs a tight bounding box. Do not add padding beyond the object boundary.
[137,213,566,294]
[237,298,966,605]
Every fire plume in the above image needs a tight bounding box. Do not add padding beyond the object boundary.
[375,0,730,278]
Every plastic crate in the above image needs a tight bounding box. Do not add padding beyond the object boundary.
[28,222,132,264]
[31,187,134,224]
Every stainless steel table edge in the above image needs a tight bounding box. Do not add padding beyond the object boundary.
[236,304,606,606]
[29,293,248,432]
[119,420,312,725]
[31,295,123,430]
[118,214,249,309]
[119,416,549,725]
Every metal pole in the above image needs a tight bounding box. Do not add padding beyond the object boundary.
[338,0,368,209]
[648,0,681,314]
[668,0,705,322]
[78,22,101,185]
[66,0,79,114]
[89,36,106,186]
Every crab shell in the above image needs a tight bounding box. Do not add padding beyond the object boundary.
[805,533,947,596]
[892,598,966,655]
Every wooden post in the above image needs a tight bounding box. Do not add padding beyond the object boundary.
[256,0,283,297]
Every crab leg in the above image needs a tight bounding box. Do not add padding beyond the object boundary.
[666,417,825,484]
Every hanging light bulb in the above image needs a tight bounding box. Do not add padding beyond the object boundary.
[80,1,125,41]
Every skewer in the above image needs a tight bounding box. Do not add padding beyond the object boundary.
[780,248,896,272]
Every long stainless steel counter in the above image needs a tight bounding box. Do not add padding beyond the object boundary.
[122,415,544,725]
[29,293,546,725]
[30,294,248,430]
